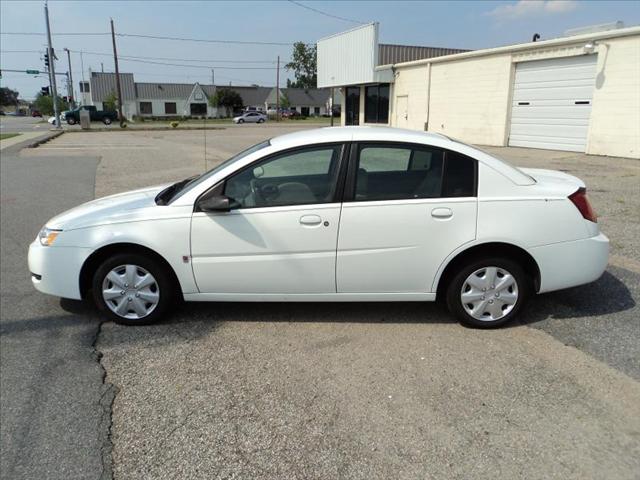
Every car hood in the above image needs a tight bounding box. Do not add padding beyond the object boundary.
[47,183,171,230]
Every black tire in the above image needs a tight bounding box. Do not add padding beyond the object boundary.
[258,118,265,123]
[103,117,112,125]
[67,117,76,125]
[91,253,175,326]
[445,257,532,328]
[238,118,244,124]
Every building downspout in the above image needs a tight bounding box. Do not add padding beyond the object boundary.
[425,62,432,131]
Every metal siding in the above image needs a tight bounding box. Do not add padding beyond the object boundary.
[318,23,378,88]
[509,55,598,152]
[378,44,469,65]
[90,73,136,101]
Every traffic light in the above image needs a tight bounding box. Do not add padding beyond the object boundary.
[44,53,49,68]
[41,86,50,96]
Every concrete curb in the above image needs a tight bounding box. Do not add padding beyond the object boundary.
[27,130,65,148]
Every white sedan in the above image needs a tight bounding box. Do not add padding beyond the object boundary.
[28,127,608,327]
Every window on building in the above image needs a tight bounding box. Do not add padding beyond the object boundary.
[353,143,476,201]
[164,102,177,114]
[314,107,320,116]
[364,84,390,124]
[79,81,90,93]
[139,102,153,115]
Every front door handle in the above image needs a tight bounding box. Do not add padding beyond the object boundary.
[299,214,322,226]
[431,207,453,219]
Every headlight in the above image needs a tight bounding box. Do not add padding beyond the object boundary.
[38,227,62,246]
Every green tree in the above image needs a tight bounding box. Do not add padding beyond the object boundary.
[103,91,118,111]
[285,42,317,89]
[33,92,68,116]
[0,87,19,106]
[279,93,290,109]
[210,88,243,117]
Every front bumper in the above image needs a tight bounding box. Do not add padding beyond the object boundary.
[28,241,93,300]
[531,232,609,293]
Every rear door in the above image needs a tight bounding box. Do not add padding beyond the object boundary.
[336,143,477,293]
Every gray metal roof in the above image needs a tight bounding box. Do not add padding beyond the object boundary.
[202,85,273,107]
[378,44,470,66]
[135,83,195,99]
[282,88,332,107]
[90,72,136,101]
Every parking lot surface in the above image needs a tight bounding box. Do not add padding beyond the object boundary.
[9,126,640,479]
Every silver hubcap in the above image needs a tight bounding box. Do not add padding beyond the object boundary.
[460,266,518,321]
[102,264,159,320]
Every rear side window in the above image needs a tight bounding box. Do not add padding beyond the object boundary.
[353,143,476,201]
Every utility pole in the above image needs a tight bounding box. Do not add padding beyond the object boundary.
[211,69,215,86]
[276,56,280,122]
[44,1,61,128]
[64,48,74,108]
[110,18,125,127]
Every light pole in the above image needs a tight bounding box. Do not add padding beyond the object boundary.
[44,1,61,128]
[64,48,74,108]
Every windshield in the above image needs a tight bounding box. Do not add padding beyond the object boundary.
[168,139,271,203]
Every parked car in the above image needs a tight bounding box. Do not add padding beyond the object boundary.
[31,110,42,117]
[281,109,301,119]
[47,111,70,125]
[65,105,118,125]
[233,111,267,124]
[28,127,608,327]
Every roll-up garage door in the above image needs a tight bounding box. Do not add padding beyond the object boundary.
[509,55,597,152]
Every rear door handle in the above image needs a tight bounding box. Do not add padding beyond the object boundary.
[431,207,453,219]
[299,214,322,226]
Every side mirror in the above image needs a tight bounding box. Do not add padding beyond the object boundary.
[198,195,238,212]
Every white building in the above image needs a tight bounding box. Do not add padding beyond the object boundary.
[318,23,640,158]
[86,72,340,120]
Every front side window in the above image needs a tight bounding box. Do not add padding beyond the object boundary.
[364,84,390,124]
[225,145,343,208]
[164,102,177,114]
[140,102,152,114]
[353,144,476,201]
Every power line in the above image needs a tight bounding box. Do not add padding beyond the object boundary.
[287,0,367,24]
[1,32,110,36]
[116,57,285,70]
[116,33,295,46]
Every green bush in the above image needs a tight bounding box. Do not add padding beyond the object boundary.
[170,121,179,128]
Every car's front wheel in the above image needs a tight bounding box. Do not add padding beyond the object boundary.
[446,257,531,328]
[92,253,174,325]
[103,117,112,125]
[238,118,244,124]
[67,117,76,125]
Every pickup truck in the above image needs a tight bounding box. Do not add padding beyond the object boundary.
[65,105,118,125]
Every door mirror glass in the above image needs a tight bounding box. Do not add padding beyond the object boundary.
[198,195,238,212]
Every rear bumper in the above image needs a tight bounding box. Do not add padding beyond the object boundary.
[28,241,92,300]
[531,233,609,293]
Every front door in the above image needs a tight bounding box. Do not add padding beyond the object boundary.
[337,143,478,293]
[345,87,360,126]
[191,144,346,294]
[396,95,409,129]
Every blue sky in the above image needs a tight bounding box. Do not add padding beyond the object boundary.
[1,0,639,99]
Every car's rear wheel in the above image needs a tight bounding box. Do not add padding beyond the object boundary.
[103,117,112,125]
[258,118,264,123]
[67,117,76,125]
[92,253,173,325]
[446,257,531,328]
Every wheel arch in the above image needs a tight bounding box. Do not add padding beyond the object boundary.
[434,242,541,301]
[79,242,183,300]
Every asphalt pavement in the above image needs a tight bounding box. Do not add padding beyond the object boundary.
[0,115,49,133]
[0,149,110,479]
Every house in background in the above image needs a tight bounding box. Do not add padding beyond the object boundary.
[87,72,340,119]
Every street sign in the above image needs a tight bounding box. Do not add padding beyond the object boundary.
[26,69,40,75]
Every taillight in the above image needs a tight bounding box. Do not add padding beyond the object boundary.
[568,187,597,223]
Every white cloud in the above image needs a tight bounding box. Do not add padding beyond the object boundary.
[487,0,578,21]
